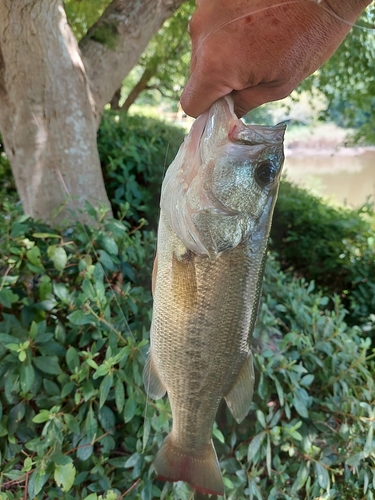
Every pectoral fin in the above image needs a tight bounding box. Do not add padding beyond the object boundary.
[143,353,166,400]
[225,351,255,423]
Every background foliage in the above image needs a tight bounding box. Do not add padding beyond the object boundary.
[271,180,375,329]
[300,6,375,143]
[97,112,185,228]
[1,114,375,499]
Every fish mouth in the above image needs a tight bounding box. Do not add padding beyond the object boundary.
[228,121,287,146]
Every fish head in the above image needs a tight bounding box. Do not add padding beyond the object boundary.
[206,125,285,220]
[161,97,286,256]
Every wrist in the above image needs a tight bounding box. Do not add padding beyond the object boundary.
[317,0,372,22]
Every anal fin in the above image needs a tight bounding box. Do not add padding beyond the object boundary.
[143,353,166,400]
[225,351,255,423]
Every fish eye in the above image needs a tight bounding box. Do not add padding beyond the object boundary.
[255,159,277,186]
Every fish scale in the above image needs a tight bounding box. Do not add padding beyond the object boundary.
[143,96,285,496]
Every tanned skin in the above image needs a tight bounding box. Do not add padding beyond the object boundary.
[181,0,372,117]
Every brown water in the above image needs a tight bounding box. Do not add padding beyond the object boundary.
[284,148,375,207]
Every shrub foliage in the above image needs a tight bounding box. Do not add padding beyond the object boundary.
[1,116,375,499]
[0,201,374,499]
[271,180,375,329]
[97,112,185,228]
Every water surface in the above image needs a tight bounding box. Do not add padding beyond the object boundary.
[284,149,375,207]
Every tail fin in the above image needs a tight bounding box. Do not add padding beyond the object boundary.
[153,434,224,496]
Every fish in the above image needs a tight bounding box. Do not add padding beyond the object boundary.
[143,96,286,496]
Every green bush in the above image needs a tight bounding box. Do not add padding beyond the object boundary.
[271,179,375,328]
[97,112,185,228]
[0,134,16,201]
[1,115,375,499]
[1,197,374,499]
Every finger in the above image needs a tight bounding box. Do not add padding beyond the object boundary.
[180,68,233,118]
[232,81,295,117]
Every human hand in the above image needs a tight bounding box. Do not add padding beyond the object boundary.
[180,0,371,117]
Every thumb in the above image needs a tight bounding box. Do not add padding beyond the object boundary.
[180,70,232,118]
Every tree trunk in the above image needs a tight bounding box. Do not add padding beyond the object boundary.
[110,88,122,110]
[121,65,158,112]
[0,0,186,226]
[80,0,185,123]
[0,0,112,225]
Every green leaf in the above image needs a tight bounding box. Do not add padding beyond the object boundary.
[315,462,330,490]
[212,427,225,444]
[141,478,152,500]
[33,356,62,375]
[293,396,309,418]
[20,363,35,393]
[77,437,93,461]
[364,424,373,457]
[115,377,125,413]
[18,350,26,362]
[108,457,128,468]
[292,462,310,493]
[32,411,51,423]
[26,246,44,270]
[51,453,73,465]
[28,469,49,497]
[33,232,62,239]
[99,373,113,408]
[61,382,75,398]
[301,374,315,386]
[99,235,118,255]
[288,429,303,441]
[247,432,266,463]
[0,289,19,308]
[266,434,272,477]
[82,279,96,301]
[64,414,80,434]
[93,263,104,282]
[222,477,234,489]
[43,378,60,396]
[274,377,284,406]
[53,282,70,303]
[85,407,98,441]
[50,246,68,271]
[54,462,76,492]
[124,452,142,468]
[256,410,266,428]
[124,393,137,423]
[98,249,114,270]
[0,333,19,344]
[66,346,80,371]
[6,343,19,351]
[99,406,116,432]
[67,310,95,325]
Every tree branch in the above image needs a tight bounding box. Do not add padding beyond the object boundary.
[121,63,158,112]
[79,0,186,123]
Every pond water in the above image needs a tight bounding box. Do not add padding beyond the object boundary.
[283,148,375,208]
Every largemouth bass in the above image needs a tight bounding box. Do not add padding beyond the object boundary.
[143,97,285,496]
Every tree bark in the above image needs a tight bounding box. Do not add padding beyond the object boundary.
[110,87,122,110]
[0,0,113,225]
[80,0,185,122]
[0,0,186,226]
